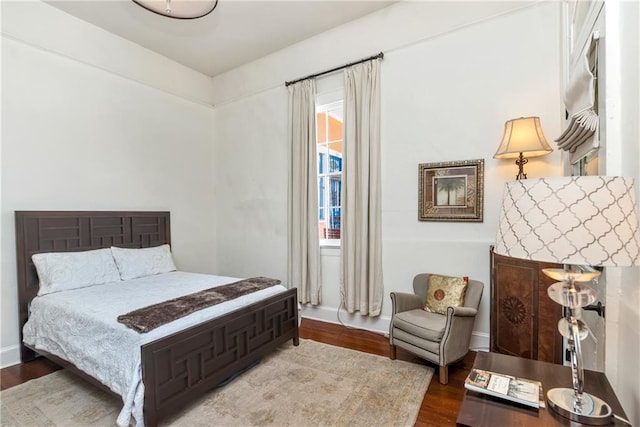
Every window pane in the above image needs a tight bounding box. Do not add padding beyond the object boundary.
[318,151,326,174]
[316,112,327,143]
[329,176,341,207]
[328,141,342,173]
[329,207,341,231]
[319,176,326,206]
[327,106,343,142]
[329,154,342,173]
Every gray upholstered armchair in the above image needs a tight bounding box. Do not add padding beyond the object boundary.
[389,273,483,384]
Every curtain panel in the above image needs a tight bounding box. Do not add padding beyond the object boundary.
[341,59,383,316]
[287,80,321,305]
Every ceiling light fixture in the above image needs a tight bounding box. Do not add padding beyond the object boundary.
[132,0,218,19]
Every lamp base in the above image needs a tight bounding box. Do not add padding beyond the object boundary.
[514,152,528,180]
[547,388,612,425]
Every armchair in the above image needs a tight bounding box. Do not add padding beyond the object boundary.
[389,273,483,384]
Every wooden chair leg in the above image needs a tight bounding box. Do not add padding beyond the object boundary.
[439,365,449,385]
[389,344,397,360]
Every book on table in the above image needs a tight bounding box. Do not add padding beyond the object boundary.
[464,368,545,408]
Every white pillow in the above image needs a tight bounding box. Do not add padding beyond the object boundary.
[111,244,177,280]
[32,248,122,296]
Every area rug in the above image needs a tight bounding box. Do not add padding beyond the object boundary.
[0,339,433,426]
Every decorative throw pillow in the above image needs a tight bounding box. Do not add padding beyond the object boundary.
[424,274,469,315]
[111,244,177,281]
[32,248,122,296]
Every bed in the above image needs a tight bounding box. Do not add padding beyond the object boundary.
[15,211,299,427]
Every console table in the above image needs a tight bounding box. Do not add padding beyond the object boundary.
[456,351,629,426]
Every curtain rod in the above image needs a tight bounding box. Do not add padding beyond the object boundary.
[284,52,384,87]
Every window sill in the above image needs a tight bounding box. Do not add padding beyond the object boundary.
[320,238,340,247]
[320,245,340,256]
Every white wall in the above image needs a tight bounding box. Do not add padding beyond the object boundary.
[602,1,640,424]
[211,1,563,346]
[212,88,289,281]
[0,2,217,367]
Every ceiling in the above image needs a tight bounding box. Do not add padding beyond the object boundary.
[46,0,394,77]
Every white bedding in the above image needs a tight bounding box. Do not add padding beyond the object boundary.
[22,271,288,427]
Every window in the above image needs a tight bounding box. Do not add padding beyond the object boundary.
[572,148,599,176]
[316,100,343,245]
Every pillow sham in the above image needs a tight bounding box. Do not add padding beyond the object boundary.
[424,274,468,315]
[32,248,122,296]
[111,244,177,281]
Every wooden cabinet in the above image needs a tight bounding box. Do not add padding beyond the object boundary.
[490,247,563,364]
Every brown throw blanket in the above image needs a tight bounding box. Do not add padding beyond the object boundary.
[117,277,281,333]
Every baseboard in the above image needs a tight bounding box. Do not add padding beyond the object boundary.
[0,345,21,369]
[300,305,491,352]
[470,332,490,352]
[301,305,390,336]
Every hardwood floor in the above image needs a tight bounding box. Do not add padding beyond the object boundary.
[0,356,61,391]
[1,318,474,426]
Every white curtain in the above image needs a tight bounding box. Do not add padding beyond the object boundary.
[287,80,321,305]
[341,59,383,316]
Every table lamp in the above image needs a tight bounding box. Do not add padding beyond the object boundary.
[494,117,553,180]
[494,176,640,424]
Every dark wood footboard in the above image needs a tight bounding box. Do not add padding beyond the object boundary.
[142,288,299,427]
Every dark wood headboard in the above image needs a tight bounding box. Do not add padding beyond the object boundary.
[15,211,171,361]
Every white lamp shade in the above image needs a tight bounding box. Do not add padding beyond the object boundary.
[495,176,640,266]
[132,0,217,19]
[494,116,553,159]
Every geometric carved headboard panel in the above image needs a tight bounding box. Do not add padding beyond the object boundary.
[15,210,170,361]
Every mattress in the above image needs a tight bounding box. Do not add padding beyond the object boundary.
[22,271,288,426]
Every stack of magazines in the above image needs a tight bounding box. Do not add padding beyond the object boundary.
[464,368,545,408]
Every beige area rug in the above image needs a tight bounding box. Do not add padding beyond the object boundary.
[1,339,433,426]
